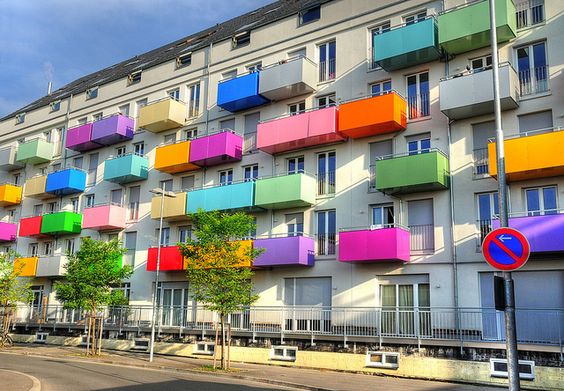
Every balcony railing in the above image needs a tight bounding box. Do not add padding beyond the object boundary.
[408,224,434,253]
[473,148,489,176]
[243,132,257,154]
[407,92,430,119]
[477,219,493,248]
[317,170,336,196]
[317,233,336,255]
[516,0,545,29]
[319,59,336,82]
[519,65,549,96]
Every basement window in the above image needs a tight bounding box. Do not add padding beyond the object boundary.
[490,359,535,380]
[128,71,142,86]
[15,113,26,125]
[232,31,251,49]
[299,6,321,25]
[176,52,192,68]
[270,346,297,362]
[86,87,98,100]
[365,351,400,369]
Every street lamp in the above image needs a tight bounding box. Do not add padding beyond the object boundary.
[148,185,176,362]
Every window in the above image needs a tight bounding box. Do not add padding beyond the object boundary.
[369,140,392,190]
[380,278,430,335]
[288,48,306,59]
[372,204,394,227]
[470,55,492,70]
[516,41,548,95]
[184,128,197,140]
[168,88,180,101]
[516,0,545,29]
[472,121,495,176]
[136,98,148,115]
[164,133,176,144]
[159,180,173,192]
[370,80,392,96]
[317,151,336,195]
[51,163,61,172]
[299,5,320,25]
[77,117,88,125]
[318,41,336,82]
[128,186,140,221]
[188,83,200,118]
[43,130,52,143]
[181,175,195,191]
[86,87,98,100]
[316,210,336,255]
[118,104,130,117]
[6,209,15,223]
[156,227,171,246]
[176,53,192,68]
[518,110,553,135]
[50,101,61,112]
[404,10,427,25]
[289,101,306,115]
[87,153,98,186]
[93,112,103,121]
[123,232,137,266]
[111,189,123,206]
[116,146,126,157]
[232,31,251,48]
[179,225,192,243]
[477,192,499,244]
[65,239,75,255]
[246,63,262,73]
[128,71,142,85]
[526,186,557,216]
[15,113,25,125]
[288,156,305,174]
[407,133,431,155]
[12,173,20,186]
[219,119,235,132]
[243,112,260,153]
[47,202,57,214]
[317,94,336,108]
[71,197,80,213]
[407,199,434,253]
[222,70,237,80]
[406,71,430,119]
[33,204,43,217]
[43,241,53,256]
[286,213,304,236]
[133,142,145,156]
[370,22,391,69]
[29,243,38,257]
[219,169,233,186]
[243,165,258,182]
[85,194,95,208]
[284,277,331,307]
[53,127,63,155]
[73,156,83,170]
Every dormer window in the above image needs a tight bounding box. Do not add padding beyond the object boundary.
[232,31,250,49]
[50,100,61,112]
[86,87,98,100]
[128,71,142,86]
[15,113,25,125]
[299,6,321,25]
[176,53,192,68]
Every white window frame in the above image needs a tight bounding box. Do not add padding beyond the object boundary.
[188,83,200,118]
[289,101,306,115]
[219,169,233,186]
[525,185,557,216]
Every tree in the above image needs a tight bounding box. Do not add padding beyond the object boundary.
[54,238,133,355]
[179,210,262,369]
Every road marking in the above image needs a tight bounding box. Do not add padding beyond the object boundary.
[0,368,41,391]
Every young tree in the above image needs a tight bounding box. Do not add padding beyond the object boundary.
[179,210,262,369]
[54,238,133,355]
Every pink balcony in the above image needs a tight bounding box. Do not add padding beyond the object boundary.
[338,226,410,262]
[257,106,346,154]
[0,222,17,242]
[66,123,102,152]
[189,131,243,167]
[82,204,126,231]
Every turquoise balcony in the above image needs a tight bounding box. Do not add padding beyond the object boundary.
[373,17,440,71]
[103,153,148,184]
[186,181,255,213]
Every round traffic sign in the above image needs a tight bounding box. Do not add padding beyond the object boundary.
[482,227,530,271]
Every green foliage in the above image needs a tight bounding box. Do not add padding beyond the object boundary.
[54,238,133,311]
[0,251,32,307]
[179,210,262,316]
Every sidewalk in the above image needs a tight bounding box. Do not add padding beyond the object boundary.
[0,368,40,391]
[4,344,501,391]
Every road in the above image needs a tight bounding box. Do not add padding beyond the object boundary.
[0,354,296,391]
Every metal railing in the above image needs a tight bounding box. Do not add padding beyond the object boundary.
[473,148,489,176]
[477,219,493,247]
[516,0,545,29]
[316,233,336,256]
[518,65,549,96]
[407,92,430,119]
[317,170,336,196]
[319,59,336,82]
[243,132,257,153]
[9,304,563,347]
[408,224,434,253]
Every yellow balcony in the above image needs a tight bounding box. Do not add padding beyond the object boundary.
[13,257,38,277]
[488,129,564,182]
[186,240,253,268]
[137,97,185,132]
[0,184,22,206]
[24,175,51,199]
[151,192,187,220]
[154,140,200,174]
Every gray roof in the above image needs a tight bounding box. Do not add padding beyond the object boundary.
[2,0,331,121]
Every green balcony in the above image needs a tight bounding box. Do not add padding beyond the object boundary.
[375,149,449,195]
[255,173,316,209]
[16,139,54,164]
[103,153,148,184]
[40,211,82,235]
[438,0,517,55]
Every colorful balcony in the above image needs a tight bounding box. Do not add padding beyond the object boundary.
[18,216,43,237]
[438,0,516,55]
[151,192,187,220]
[66,123,100,152]
[13,257,38,277]
[103,154,148,184]
[186,181,255,213]
[338,93,407,139]
[492,214,564,253]
[255,173,316,209]
[373,17,440,71]
[36,255,68,277]
[0,184,22,206]
[45,168,86,196]
[15,139,54,164]
[0,222,17,242]
[253,235,314,267]
[154,141,199,174]
[24,175,51,199]
[0,146,24,171]
[189,131,243,167]
[137,97,185,132]
[338,227,410,263]
[257,106,345,154]
[185,240,253,268]
[488,129,564,182]
[217,72,270,112]
[40,211,82,235]
[82,204,127,231]
[146,246,185,271]
[258,56,317,101]
[375,150,450,194]
[91,114,135,145]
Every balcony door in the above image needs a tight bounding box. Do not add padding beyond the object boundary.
[407,199,434,253]
[369,140,392,190]
[284,277,331,332]
[29,285,44,320]
[516,41,548,95]
[158,282,189,327]
[406,71,429,119]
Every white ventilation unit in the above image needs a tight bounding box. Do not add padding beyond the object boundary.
[34,332,49,344]
[490,358,535,380]
[193,342,215,356]
[365,351,400,369]
[270,346,298,362]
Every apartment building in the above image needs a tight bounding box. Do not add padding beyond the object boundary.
[0,0,562,345]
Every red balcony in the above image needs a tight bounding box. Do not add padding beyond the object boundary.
[146,246,185,271]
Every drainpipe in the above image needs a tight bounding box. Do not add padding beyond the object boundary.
[62,94,73,168]
[203,42,213,135]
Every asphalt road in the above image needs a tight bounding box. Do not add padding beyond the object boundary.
[0,354,296,391]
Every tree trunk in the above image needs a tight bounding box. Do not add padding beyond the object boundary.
[227,322,231,369]
[85,314,92,356]
[220,314,225,370]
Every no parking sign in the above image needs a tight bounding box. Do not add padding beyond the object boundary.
[482,227,530,271]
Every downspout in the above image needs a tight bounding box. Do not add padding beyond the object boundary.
[62,94,73,168]
[202,42,213,187]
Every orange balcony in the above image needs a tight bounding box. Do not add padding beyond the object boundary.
[154,140,200,174]
[13,257,38,277]
[0,183,22,206]
[185,240,253,268]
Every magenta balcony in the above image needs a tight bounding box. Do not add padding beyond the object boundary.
[338,226,410,262]
[66,123,101,152]
[82,204,127,231]
[253,235,314,267]
[189,131,243,167]
[91,114,134,146]
[0,222,17,242]
[492,213,564,253]
[257,106,345,154]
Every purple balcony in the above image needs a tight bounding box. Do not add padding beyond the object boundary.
[253,235,314,267]
[0,222,17,242]
[189,131,243,167]
[492,214,564,253]
[91,115,135,146]
[66,123,102,152]
[339,227,410,262]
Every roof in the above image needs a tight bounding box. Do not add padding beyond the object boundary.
[1,0,331,122]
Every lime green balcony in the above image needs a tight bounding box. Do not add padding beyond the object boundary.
[255,173,316,209]
[40,211,82,235]
[375,149,449,194]
[438,0,517,55]
[16,139,54,164]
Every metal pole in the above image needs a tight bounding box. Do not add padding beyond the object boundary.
[149,183,166,362]
[489,1,520,389]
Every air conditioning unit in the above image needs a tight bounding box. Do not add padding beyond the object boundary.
[131,338,150,351]
[34,332,49,344]
[193,342,215,356]
[490,358,534,380]
[270,345,297,362]
[365,351,400,369]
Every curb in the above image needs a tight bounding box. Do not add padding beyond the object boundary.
[0,368,41,391]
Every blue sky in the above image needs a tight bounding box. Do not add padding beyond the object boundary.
[0,0,273,117]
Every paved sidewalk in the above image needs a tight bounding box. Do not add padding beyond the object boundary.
[3,345,502,391]
[0,368,40,391]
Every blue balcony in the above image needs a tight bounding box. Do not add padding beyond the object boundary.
[373,17,441,71]
[186,181,255,213]
[103,153,148,184]
[217,72,270,112]
[45,168,87,196]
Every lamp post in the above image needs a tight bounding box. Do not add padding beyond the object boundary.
[148,185,176,362]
